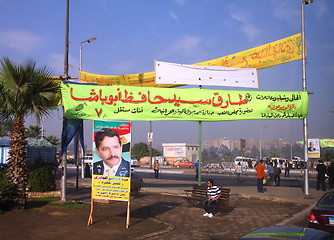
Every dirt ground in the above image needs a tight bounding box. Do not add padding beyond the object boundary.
[0,192,309,240]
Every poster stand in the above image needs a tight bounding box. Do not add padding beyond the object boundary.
[87,198,131,228]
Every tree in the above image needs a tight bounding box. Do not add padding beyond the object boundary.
[269,151,280,158]
[231,147,241,158]
[44,135,60,146]
[25,125,43,139]
[224,152,233,162]
[250,145,259,159]
[25,125,59,146]
[208,146,218,158]
[281,144,292,159]
[0,118,13,137]
[131,142,161,161]
[0,57,60,208]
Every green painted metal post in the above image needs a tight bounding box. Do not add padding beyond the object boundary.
[198,121,202,186]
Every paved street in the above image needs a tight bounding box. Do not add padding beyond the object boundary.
[51,165,328,239]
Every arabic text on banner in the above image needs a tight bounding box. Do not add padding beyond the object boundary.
[61,82,308,122]
[79,33,302,87]
[320,139,334,148]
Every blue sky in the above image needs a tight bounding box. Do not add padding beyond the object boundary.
[0,0,333,149]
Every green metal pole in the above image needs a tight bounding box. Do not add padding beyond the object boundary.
[198,121,202,186]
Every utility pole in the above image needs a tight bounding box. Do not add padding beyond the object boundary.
[198,121,202,186]
[302,0,313,196]
[149,121,152,169]
[61,0,69,202]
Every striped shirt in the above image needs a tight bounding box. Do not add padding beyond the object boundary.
[207,185,221,199]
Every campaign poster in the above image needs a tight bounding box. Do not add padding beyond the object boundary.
[92,120,131,201]
[308,138,320,158]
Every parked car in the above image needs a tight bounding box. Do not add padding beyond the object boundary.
[238,226,334,239]
[309,189,334,234]
[173,159,195,168]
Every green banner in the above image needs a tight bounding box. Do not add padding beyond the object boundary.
[321,139,334,148]
[61,82,308,122]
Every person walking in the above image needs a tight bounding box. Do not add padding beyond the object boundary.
[235,162,243,183]
[256,160,265,193]
[154,159,160,179]
[267,162,275,186]
[327,161,334,189]
[316,160,327,191]
[195,160,199,180]
[274,162,281,186]
[284,161,290,177]
[202,179,222,218]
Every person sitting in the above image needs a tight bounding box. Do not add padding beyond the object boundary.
[202,179,222,218]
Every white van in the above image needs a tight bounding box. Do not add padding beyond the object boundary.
[234,156,257,168]
[84,155,93,167]
[131,156,138,166]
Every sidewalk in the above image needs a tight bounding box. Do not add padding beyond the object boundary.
[58,173,326,240]
[66,169,324,205]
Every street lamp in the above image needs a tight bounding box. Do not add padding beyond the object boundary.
[78,37,96,180]
[80,37,97,71]
[302,0,313,196]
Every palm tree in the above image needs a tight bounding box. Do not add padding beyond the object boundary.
[0,57,60,208]
[0,118,14,137]
[25,125,43,139]
[44,135,60,146]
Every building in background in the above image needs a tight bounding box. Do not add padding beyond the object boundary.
[162,143,199,165]
[0,138,57,166]
[0,140,10,166]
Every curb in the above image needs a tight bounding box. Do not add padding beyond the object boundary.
[276,204,315,226]
[133,218,174,240]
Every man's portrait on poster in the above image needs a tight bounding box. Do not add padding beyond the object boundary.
[308,141,317,152]
[93,127,130,177]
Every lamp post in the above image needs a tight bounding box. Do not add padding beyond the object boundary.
[80,37,97,71]
[302,0,313,196]
[78,37,96,180]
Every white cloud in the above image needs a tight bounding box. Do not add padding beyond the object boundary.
[273,1,299,26]
[0,29,45,54]
[174,0,185,6]
[313,1,328,21]
[47,53,79,76]
[108,60,135,74]
[230,12,261,41]
[159,35,203,61]
[169,11,178,21]
[47,53,65,75]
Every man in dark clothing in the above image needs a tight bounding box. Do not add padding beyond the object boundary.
[285,161,290,177]
[316,160,327,191]
[327,162,334,189]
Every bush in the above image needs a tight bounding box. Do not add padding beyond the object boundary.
[27,159,56,192]
[0,167,18,210]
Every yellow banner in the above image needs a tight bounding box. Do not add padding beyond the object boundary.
[92,176,130,201]
[79,70,177,88]
[80,33,302,86]
[196,33,302,69]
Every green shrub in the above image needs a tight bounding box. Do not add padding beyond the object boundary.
[27,165,56,192]
[0,167,18,210]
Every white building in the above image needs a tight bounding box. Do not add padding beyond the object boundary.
[162,143,199,165]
